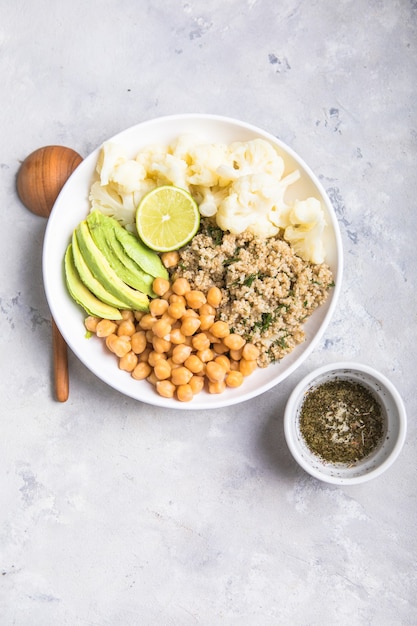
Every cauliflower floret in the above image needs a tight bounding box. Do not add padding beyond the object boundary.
[109,159,147,194]
[193,185,229,217]
[89,181,143,229]
[150,153,190,189]
[283,198,327,263]
[170,134,199,163]
[97,141,127,186]
[187,142,230,187]
[217,138,285,182]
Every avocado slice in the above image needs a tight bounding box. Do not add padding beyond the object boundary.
[71,230,131,310]
[64,244,122,320]
[86,211,156,297]
[114,223,169,280]
[75,221,149,312]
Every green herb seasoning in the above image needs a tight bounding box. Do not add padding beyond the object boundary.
[299,379,385,464]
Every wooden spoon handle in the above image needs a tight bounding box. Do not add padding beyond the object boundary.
[52,318,69,402]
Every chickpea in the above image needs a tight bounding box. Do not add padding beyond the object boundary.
[210,320,230,339]
[156,380,176,398]
[191,332,210,352]
[138,313,156,330]
[208,380,226,394]
[85,316,100,333]
[184,354,204,374]
[96,319,118,337]
[152,319,172,339]
[134,310,145,322]
[212,342,230,355]
[149,298,169,317]
[130,331,147,354]
[185,290,206,309]
[180,316,201,337]
[154,359,172,380]
[199,314,215,331]
[117,319,136,337]
[152,277,170,296]
[138,346,152,363]
[169,294,186,304]
[131,361,152,380]
[119,351,138,372]
[147,371,158,386]
[161,250,180,268]
[197,348,215,363]
[229,348,243,361]
[171,366,193,386]
[199,303,216,316]
[206,361,227,383]
[223,333,246,351]
[148,351,165,367]
[106,334,131,357]
[242,343,260,361]
[189,375,205,394]
[167,301,186,320]
[214,355,231,372]
[171,344,192,364]
[181,308,199,319]
[176,384,193,402]
[239,358,258,377]
[170,328,186,345]
[225,370,244,388]
[207,286,222,307]
[172,277,190,296]
[120,309,135,321]
[152,335,171,354]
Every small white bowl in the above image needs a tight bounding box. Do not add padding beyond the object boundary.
[284,362,407,485]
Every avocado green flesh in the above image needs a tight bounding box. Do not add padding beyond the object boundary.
[114,224,169,280]
[71,231,130,309]
[86,211,156,296]
[64,244,122,320]
[75,221,149,312]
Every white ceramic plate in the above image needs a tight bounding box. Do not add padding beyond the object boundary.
[43,114,343,409]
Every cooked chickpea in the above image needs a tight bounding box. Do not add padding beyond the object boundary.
[171,366,193,386]
[161,250,180,268]
[131,331,147,354]
[138,347,152,363]
[207,286,222,307]
[180,316,201,337]
[119,351,138,372]
[171,344,192,364]
[170,327,186,344]
[199,303,216,316]
[134,310,145,322]
[120,309,135,321]
[176,384,193,402]
[85,316,100,332]
[197,348,215,363]
[206,361,227,383]
[152,336,171,354]
[185,290,206,309]
[239,358,258,377]
[148,351,165,367]
[156,380,176,398]
[189,375,205,394]
[223,333,246,351]
[96,319,118,337]
[138,313,156,330]
[117,319,136,337]
[242,343,260,361]
[214,355,231,372]
[106,334,131,357]
[210,320,230,339]
[212,342,229,355]
[208,380,226,394]
[229,348,243,361]
[199,314,215,330]
[149,298,169,317]
[191,332,210,351]
[154,359,172,380]
[147,371,158,386]
[184,354,204,374]
[131,361,152,380]
[167,301,186,320]
[152,277,170,296]
[152,319,172,339]
[225,370,244,388]
[172,277,190,296]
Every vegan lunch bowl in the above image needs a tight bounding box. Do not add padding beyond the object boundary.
[43,114,343,409]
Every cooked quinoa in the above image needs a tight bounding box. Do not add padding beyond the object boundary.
[171,220,334,367]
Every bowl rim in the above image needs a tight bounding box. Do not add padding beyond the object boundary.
[43,113,344,409]
[283,361,407,485]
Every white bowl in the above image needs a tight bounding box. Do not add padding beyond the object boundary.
[284,362,407,484]
[43,114,343,409]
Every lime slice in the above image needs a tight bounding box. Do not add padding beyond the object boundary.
[136,185,200,252]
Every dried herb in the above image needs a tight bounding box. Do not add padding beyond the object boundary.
[299,379,385,464]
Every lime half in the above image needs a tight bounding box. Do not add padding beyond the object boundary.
[136,185,200,252]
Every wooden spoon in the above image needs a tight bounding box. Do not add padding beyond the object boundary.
[16,145,83,401]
